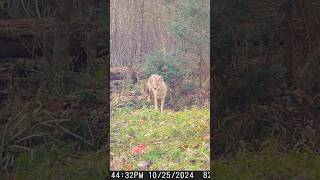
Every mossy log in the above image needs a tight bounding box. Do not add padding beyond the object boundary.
[110,67,138,83]
[0,18,90,58]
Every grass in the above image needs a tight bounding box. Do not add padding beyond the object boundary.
[7,143,108,180]
[110,107,210,171]
[214,148,320,179]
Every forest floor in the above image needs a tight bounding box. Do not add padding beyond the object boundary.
[214,150,320,179]
[4,105,320,179]
[110,107,210,171]
[8,148,107,179]
[6,145,320,179]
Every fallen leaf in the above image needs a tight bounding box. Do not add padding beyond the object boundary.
[179,145,188,150]
[137,160,153,170]
[132,144,148,155]
[193,144,200,148]
[124,163,133,171]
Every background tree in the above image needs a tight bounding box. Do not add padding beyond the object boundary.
[110,0,210,109]
[53,0,73,73]
[213,0,320,157]
[168,0,210,89]
[0,0,108,176]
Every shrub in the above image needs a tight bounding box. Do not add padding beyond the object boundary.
[138,50,188,89]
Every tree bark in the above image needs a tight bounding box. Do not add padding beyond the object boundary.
[127,0,138,85]
[285,0,295,83]
[87,0,100,68]
[295,0,313,54]
[138,0,145,64]
[198,46,203,89]
[53,0,73,71]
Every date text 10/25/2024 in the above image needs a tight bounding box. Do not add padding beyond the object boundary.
[109,171,211,179]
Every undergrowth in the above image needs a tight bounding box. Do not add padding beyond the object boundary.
[10,143,107,180]
[214,142,320,179]
[110,107,210,171]
[0,64,108,177]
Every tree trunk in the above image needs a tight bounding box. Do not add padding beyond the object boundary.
[138,0,145,64]
[198,46,203,89]
[285,0,295,83]
[53,0,73,71]
[127,0,138,85]
[87,0,99,68]
[295,0,312,54]
[87,33,98,68]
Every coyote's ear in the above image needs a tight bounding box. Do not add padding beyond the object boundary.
[160,76,163,81]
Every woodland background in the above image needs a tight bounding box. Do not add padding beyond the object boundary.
[110,0,210,171]
[0,0,319,178]
[110,0,210,111]
[213,0,320,178]
[0,0,211,178]
[0,0,108,179]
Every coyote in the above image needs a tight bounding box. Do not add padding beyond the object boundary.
[147,74,168,112]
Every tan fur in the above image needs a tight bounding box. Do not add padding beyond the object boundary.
[147,74,167,112]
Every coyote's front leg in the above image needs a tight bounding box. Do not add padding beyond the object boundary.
[154,93,158,110]
[147,88,151,102]
[160,98,165,112]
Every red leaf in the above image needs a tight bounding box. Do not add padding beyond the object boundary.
[132,144,148,154]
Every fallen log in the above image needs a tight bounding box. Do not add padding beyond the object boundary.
[110,67,138,83]
[0,18,89,38]
[0,18,89,58]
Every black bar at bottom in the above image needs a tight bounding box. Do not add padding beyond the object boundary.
[108,171,211,179]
